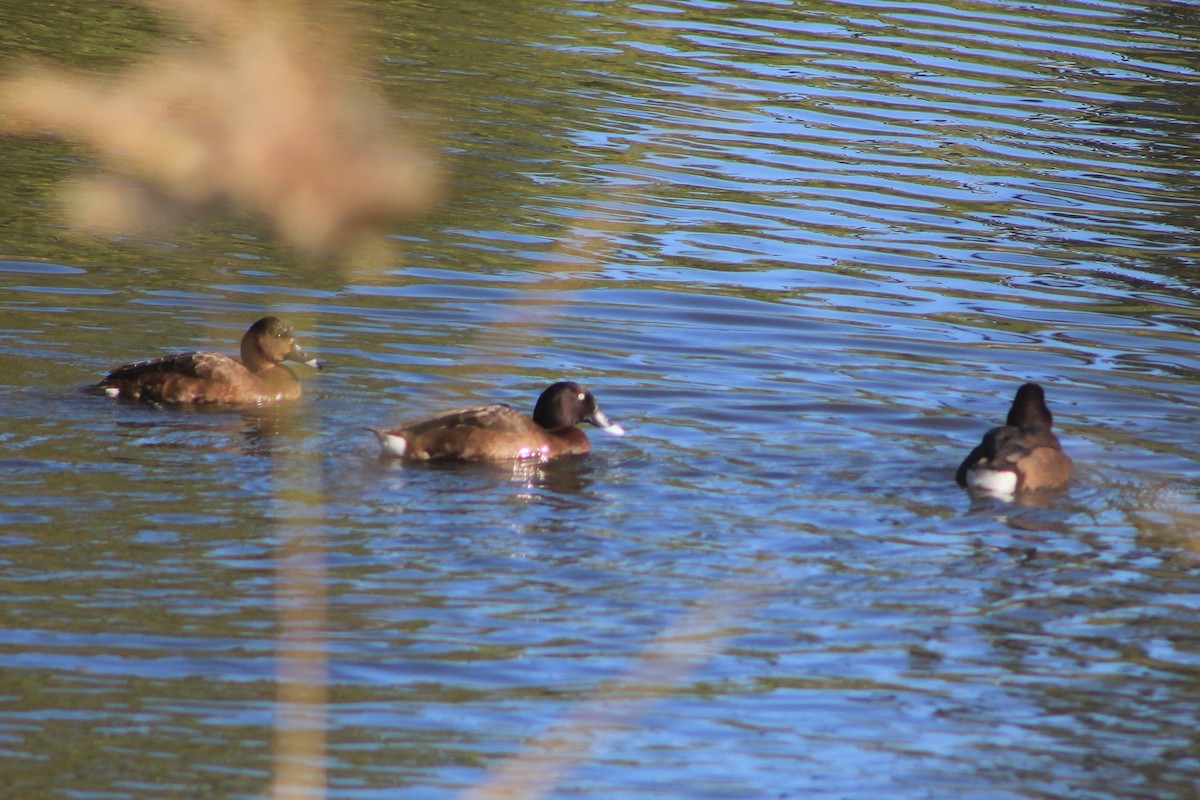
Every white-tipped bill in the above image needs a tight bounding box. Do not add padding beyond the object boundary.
[588,409,624,437]
[598,421,625,437]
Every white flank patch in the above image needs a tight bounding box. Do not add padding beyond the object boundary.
[967,468,1017,500]
[373,431,408,458]
[104,387,120,398]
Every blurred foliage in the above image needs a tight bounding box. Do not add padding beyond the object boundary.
[0,0,441,259]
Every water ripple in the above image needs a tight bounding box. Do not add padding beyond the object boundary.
[2,0,1200,798]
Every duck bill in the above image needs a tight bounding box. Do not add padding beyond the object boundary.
[586,407,625,437]
[286,343,325,369]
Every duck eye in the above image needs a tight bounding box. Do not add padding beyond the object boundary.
[577,392,586,402]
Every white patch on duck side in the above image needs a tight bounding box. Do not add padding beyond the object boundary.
[966,468,1018,501]
[369,429,409,458]
[104,386,120,398]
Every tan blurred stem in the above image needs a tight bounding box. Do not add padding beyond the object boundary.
[0,0,440,258]
[271,448,328,800]
[464,188,651,371]
[460,591,741,800]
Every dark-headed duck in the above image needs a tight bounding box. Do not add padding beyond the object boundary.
[956,382,1073,498]
[369,381,624,462]
[98,316,323,405]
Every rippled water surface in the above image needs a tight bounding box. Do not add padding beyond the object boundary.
[3,0,1200,798]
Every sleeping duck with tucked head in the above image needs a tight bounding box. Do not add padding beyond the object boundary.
[97,316,323,405]
[956,382,1073,499]
[369,381,624,463]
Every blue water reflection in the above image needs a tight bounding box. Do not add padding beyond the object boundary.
[1,0,1200,798]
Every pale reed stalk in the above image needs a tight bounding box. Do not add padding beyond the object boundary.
[461,591,742,800]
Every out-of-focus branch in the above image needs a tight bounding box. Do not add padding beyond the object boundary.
[0,0,441,257]
[461,591,742,800]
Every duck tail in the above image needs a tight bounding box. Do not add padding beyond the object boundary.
[366,427,408,458]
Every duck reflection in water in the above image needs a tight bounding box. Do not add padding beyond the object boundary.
[956,382,1074,502]
[106,402,313,459]
[236,404,315,458]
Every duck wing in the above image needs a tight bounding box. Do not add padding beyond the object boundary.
[400,403,530,437]
[102,351,245,384]
[375,403,553,462]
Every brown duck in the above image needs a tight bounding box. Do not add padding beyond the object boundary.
[369,381,624,462]
[98,316,323,405]
[956,382,1073,497]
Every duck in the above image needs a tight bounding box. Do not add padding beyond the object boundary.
[955,382,1073,497]
[369,381,624,462]
[97,316,323,405]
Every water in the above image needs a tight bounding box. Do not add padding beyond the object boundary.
[3,0,1200,798]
